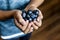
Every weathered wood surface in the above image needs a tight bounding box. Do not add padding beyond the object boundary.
[30,0,60,40]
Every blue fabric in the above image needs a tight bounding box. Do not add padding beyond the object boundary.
[0,0,30,38]
[3,38,19,40]
[0,0,30,10]
[2,33,31,40]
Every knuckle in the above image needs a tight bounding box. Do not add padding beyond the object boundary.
[28,27,30,29]
[16,10,21,13]
[22,28,25,31]
[41,15,43,19]
[39,21,42,27]
[24,31,28,34]
[38,24,41,27]
[39,24,42,27]
[35,27,38,30]
[15,10,22,14]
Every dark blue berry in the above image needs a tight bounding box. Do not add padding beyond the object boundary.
[31,13,38,19]
[22,10,26,18]
[35,15,38,18]
[22,10,27,21]
[21,10,39,22]
[33,10,39,15]
[29,18,32,22]
[22,13,26,18]
[27,10,33,15]
[31,14,36,19]
[27,14,30,18]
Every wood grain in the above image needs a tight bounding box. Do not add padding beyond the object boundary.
[30,0,60,40]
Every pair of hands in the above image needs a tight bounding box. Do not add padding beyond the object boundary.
[14,7,43,34]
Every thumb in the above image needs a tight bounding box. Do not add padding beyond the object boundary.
[26,20,29,25]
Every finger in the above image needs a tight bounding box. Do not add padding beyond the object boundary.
[24,22,33,34]
[16,11,26,25]
[20,19,26,26]
[34,20,42,27]
[37,9,43,20]
[22,20,29,31]
[36,10,43,22]
[15,19,29,31]
[37,16,40,22]
[14,19,23,29]
[28,27,33,33]
[33,8,43,20]
[32,23,38,30]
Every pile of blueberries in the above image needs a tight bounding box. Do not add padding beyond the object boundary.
[22,10,39,22]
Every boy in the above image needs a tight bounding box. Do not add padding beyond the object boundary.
[0,0,44,40]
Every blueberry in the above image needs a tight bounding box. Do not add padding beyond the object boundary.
[29,18,32,22]
[21,10,39,22]
[27,10,33,15]
[31,16,37,21]
[22,10,27,21]
[31,14,36,18]
[27,14,30,18]
[22,10,26,18]
[32,17,36,21]
[35,15,38,18]
[33,10,39,15]
[26,14,33,22]
[26,14,30,20]
[31,13,38,19]
[34,18,37,21]
[22,13,26,18]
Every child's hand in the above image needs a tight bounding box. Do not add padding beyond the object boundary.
[33,8,43,30]
[26,6,43,30]
[14,10,33,34]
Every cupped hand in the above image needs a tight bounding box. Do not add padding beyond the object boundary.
[27,7,43,30]
[33,8,43,30]
[14,10,33,34]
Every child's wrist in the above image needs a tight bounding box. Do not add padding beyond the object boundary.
[24,4,36,11]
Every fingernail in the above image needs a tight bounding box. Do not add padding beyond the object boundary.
[26,20,29,22]
[31,30,33,32]
[31,27,33,30]
[37,18,40,22]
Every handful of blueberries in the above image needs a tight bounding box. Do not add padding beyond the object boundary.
[22,10,39,22]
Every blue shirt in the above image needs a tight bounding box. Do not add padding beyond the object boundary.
[0,0,30,39]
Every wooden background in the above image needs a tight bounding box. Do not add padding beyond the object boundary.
[0,0,60,40]
[30,0,60,40]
